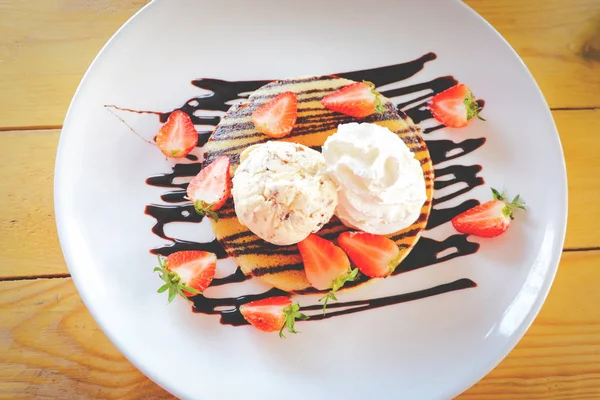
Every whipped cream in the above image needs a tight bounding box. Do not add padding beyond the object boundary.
[232,141,338,246]
[322,123,426,235]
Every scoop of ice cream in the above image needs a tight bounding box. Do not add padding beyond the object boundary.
[232,141,338,246]
[322,122,426,235]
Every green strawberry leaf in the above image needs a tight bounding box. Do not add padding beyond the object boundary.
[154,255,202,304]
[464,90,485,122]
[318,267,359,314]
[194,200,220,222]
[279,302,308,339]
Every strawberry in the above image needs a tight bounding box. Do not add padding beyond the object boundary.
[154,251,217,302]
[156,110,198,158]
[186,156,231,221]
[452,188,526,238]
[251,91,298,138]
[337,232,402,278]
[239,296,308,338]
[297,234,358,313]
[321,81,385,118]
[429,83,485,128]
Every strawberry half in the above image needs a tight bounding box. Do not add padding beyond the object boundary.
[337,232,402,278]
[251,91,298,138]
[156,110,198,158]
[452,188,526,238]
[186,156,231,221]
[297,234,358,313]
[321,81,384,118]
[429,84,485,128]
[239,296,308,338]
[154,251,217,302]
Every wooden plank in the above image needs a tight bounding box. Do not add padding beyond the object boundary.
[0,130,65,278]
[0,277,172,399]
[0,0,151,130]
[1,251,598,399]
[466,0,600,110]
[558,109,600,249]
[0,0,599,130]
[1,110,598,278]
[459,250,600,399]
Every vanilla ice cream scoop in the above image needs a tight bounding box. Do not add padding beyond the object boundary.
[322,122,426,235]
[232,141,338,246]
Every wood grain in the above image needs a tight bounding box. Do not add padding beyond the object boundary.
[0,0,599,130]
[0,130,65,279]
[1,110,597,278]
[0,277,172,400]
[0,251,598,399]
[459,250,600,399]
[466,0,600,110]
[0,0,151,130]
[558,109,600,249]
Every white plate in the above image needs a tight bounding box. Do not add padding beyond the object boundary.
[54,0,567,399]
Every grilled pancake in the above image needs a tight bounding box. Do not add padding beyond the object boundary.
[203,76,434,292]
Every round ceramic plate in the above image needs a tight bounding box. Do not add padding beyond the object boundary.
[54,0,567,399]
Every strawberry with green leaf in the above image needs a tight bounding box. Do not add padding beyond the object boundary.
[429,84,485,128]
[321,81,385,118]
[186,156,231,221]
[239,296,308,338]
[154,250,216,303]
[452,188,526,238]
[297,234,359,314]
[338,232,403,278]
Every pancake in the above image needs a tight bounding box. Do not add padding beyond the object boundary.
[203,76,434,292]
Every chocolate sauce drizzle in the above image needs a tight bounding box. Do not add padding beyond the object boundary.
[192,278,476,326]
[133,52,485,326]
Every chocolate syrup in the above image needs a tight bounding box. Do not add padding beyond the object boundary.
[135,52,486,326]
[146,163,201,188]
[211,267,251,287]
[150,237,228,259]
[303,279,476,321]
[191,279,476,326]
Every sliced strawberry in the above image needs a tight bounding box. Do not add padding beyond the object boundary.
[156,110,198,158]
[429,84,485,128]
[154,251,217,302]
[452,188,526,238]
[297,234,358,313]
[239,296,308,338]
[337,232,402,278]
[186,156,231,221]
[321,81,384,118]
[251,91,298,138]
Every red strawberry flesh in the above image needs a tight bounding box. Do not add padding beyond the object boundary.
[186,156,231,219]
[321,81,383,118]
[297,234,351,291]
[166,250,217,296]
[156,110,198,158]
[451,189,525,238]
[429,84,484,128]
[337,232,401,278]
[251,91,298,138]
[239,296,291,333]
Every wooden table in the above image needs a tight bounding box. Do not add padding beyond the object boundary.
[1,0,599,398]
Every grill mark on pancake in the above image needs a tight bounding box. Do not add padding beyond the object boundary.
[250,87,346,101]
[250,263,305,277]
[211,106,402,143]
[268,75,343,85]
[390,228,422,242]
[221,230,255,242]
